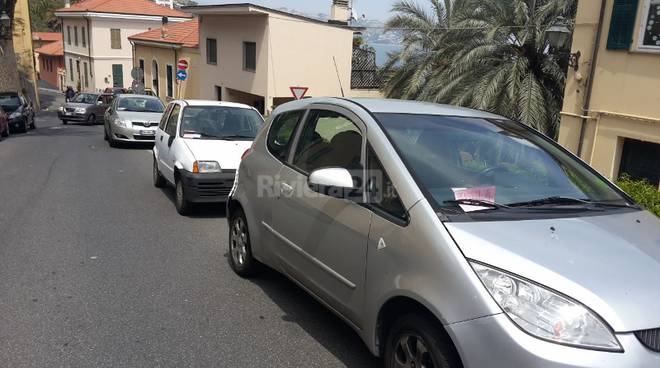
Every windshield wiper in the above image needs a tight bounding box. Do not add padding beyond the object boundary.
[508,196,590,207]
[443,199,510,210]
[220,134,254,140]
[508,196,634,209]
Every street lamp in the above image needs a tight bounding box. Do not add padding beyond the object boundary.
[546,16,581,71]
[0,10,11,39]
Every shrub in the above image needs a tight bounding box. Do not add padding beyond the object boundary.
[616,175,660,217]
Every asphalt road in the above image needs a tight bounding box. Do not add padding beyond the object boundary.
[0,90,379,368]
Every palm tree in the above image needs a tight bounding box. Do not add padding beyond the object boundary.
[381,0,575,138]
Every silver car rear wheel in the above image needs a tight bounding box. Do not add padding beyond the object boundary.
[230,218,248,266]
[393,334,433,368]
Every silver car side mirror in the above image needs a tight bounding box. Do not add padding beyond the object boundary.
[308,167,360,199]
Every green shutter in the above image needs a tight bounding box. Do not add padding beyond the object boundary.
[606,0,639,50]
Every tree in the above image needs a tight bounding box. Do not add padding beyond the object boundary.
[0,0,20,92]
[381,0,576,138]
[30,0,80,32]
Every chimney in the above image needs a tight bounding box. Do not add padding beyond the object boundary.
[330,0,350,25]
[65,0,71,8]
[161,16,169,39]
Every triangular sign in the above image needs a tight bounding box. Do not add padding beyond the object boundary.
[290,86,309,100]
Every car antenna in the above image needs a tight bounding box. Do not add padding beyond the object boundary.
[332,56,345,98]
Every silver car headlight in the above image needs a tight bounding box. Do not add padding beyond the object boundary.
[114,119,130,128]
[9,111,22,119]
[193,161,221,173]
[470,262,622,351]
[74,108,86,114]
[58,106,64,112]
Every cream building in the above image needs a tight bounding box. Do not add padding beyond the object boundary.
[184,2,381,115]
[54,0,191,92]
[11,0,39,107]
[129,19,201,101]
[559,0,660,188]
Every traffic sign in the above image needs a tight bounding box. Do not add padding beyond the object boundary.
[178,59,189,70]
[290,86,309,100]
[176,70,188,81]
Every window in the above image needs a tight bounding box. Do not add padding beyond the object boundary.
[67,26,71,45]
[267,110,305,162]
[619,138,660,186]
[293,110,363,175]
[243,41,256,71]
[367,145,407,221]
[607,0,639,50]
[82,27,86,48]
[206,38,217,65]
[69,58,73,81]
[159,104,173,130]
[639,0,660,49]
[112,64,123,87]
[139,59,145,82]
[111,29,121,49]
[74,26,78,46]
[152,60,159,96]
[180,106,264,138]
[166,65,174,98]
[83,62,89,88]
[165,104,181,136]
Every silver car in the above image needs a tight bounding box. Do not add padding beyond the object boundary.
[104,94,166,147]
[227,98,660,368]
[58,92,113,125]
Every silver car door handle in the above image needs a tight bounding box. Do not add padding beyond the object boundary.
[281,183,294,196]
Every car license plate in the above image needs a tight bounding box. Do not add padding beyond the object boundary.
[140,130,155,135]
[64,112,72,116]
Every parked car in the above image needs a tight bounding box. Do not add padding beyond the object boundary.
[153,100,264,215]
[59,93,113,125]
[228,98,660,368]
[104,94,166,147]
[0,92,35,133]
[0,106,9,138]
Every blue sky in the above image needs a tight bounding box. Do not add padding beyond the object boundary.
[195,0,403,21]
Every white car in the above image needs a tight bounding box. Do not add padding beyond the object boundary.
[152,100,264,215]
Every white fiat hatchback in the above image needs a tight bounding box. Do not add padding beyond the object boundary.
[153,100,264,215]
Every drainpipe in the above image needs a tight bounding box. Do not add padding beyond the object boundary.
[577,0,607,157]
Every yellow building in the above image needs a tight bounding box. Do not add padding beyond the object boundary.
[11,0,39,107]
[559,0,660,188]
[129,19,201,101]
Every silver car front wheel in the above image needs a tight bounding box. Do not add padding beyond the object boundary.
[228,208,261,277]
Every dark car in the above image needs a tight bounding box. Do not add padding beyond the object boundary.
[58,93,114,125]
[0,92,35,133]
[0,107,9,138]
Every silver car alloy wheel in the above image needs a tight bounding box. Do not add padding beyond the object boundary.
[393,334,435,368]
[230,217,248,266]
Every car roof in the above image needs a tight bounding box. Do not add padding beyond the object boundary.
[276,97,503,119]
[116,94,160,99]
[175,99,256,110]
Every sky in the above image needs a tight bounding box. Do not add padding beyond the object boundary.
[195,0,403,21]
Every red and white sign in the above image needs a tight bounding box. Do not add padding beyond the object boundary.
[178,59,189,70]
[290,86,309,100]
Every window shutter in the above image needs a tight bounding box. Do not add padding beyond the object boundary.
[606,0,639,50]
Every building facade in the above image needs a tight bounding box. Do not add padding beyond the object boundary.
[54,0,190,92]
[129,19,200,101]
[559,0,660,188]
[185,3,381,115]
[35,39,65,90]
[11,0,40,107]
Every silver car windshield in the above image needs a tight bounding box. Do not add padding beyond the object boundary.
[179,106,264,140]
[117,97,165,113]
[71,93,99,104]
[376,113,629,210]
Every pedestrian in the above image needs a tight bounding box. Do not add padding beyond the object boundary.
[65,86,76,102]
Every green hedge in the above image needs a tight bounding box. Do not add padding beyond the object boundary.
[616,175,660,217]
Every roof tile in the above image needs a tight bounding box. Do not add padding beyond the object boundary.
[56,0,191,18]
[32,32,63,42]
[129,19,198,48]
[36,40,64,56]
